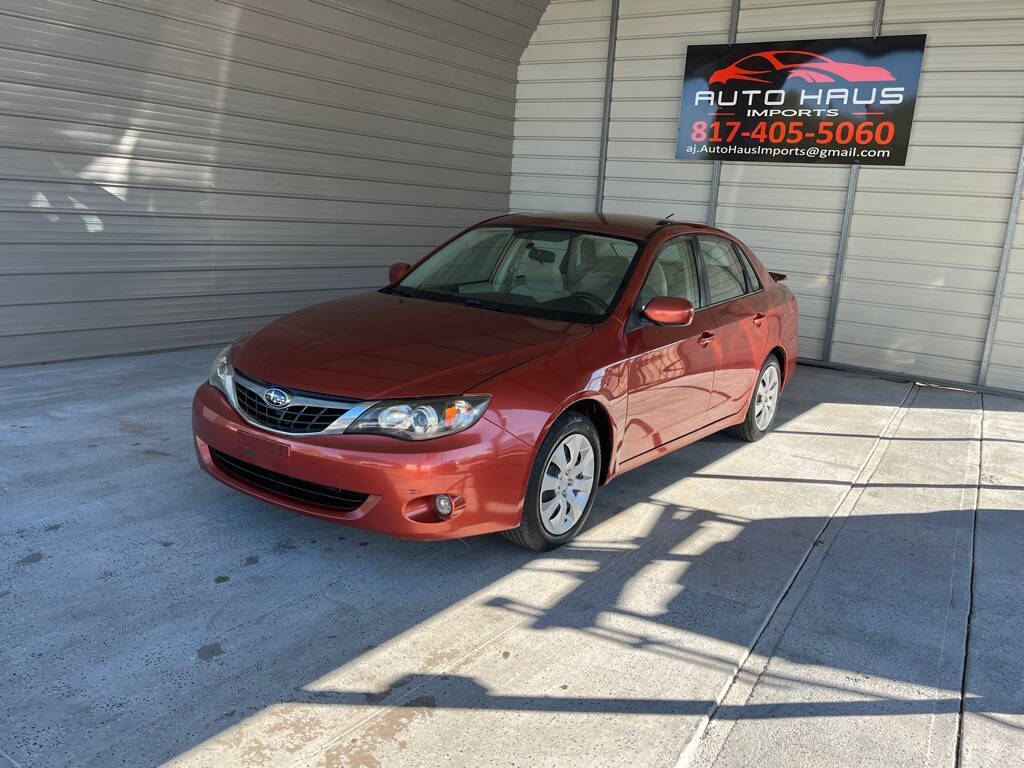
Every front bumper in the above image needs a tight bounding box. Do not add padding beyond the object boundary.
[192,383,532,539]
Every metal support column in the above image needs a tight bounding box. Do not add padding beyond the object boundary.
[594,0,620,214]
[822,0,886,361]
[706,0,742,226]
[978,138,1024,384]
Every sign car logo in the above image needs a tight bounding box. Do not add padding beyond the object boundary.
[708,50,896,85]
[676,35,926,166]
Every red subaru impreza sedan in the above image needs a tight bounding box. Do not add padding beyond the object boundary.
[193,213,798,550]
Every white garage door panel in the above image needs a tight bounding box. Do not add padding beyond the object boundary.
[905,145,1024,174]
[854,192,1010,223]
[851,214,1007,247]
[513,138,602,158]
[836,324,983,366]
[617,10,730,38]
[615,32,728,60]
[883,0,1022,24]
[0,289,356,339]
[722,225,839,257]
[607,140,681,160]
[986,230,1024,388]
[518,80,607,100]
[510,0,610,213]
[716,205,844,234]
[0,244,423,276]
[602,159,712,183]
[835,1,1024,390]
[911,122,1024,148]
[515,119,605,140]
[599,0,733,228]
[0,151,509,206]
[736,2,875,33]
[912,97,1024,124]
[832,341,980,384]
[605,178,709,204]
[0,0,548,366]
[837,302,989,340]
[520,39,610,63]
[510,175,599,197]
[0,317,289,367]
[824,280,993,316]
[512,156,601,177]
[846,238,1002,270]
[0,118,514,182]
[3,83,512,157]
[858,168,1017,196]
[0,20,513,120]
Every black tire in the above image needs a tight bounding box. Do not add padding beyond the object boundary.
[502,410,601,551]
[727,355,782,442]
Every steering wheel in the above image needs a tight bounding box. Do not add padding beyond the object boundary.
[569,292,607,313]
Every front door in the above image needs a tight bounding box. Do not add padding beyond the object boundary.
[621,237,717,460]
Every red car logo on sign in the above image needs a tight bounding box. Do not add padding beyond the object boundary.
[709,50,896,85]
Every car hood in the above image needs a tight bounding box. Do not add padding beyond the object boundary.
[230,291,591,400]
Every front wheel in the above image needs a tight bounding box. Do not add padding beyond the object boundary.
[727,356,782,442]
[502,411,600,551]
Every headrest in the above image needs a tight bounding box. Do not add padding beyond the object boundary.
[527,246,556,264]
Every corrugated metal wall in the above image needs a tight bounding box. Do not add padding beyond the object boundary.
[511,0,1024,392]
[834,0,1024,385]
[511,0,613,211]
[0,0,546,365]
[988,201,1024,390]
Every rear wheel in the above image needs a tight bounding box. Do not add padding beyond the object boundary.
[727,356,781,442]
[502,411,600,551]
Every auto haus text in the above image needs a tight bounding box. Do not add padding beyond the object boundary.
[694,86,906,118]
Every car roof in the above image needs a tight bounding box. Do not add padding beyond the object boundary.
[485,211,726,241]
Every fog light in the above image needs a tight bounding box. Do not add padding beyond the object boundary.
[434,494,453,519]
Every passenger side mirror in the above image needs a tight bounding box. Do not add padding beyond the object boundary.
[643,296,694,326]
[388,262,411,283]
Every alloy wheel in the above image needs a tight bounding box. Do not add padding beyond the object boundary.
[539,433,596,536]
[754,363,780,431]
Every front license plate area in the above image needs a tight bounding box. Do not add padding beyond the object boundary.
[238,430,291,459]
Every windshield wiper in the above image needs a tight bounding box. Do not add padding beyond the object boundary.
[458,296,508,313]
[384,285,413,297]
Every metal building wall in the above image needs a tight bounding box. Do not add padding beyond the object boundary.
[987,202,1024,389]
[510,0,613,211]
[0,0,546,366]
[831,0,1024,385]
[511,0,1024,393]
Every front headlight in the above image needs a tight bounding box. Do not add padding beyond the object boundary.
[208,345,234,396]
[346,396,490,440]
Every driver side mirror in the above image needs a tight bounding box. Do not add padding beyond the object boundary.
[643,296,694,326]
[388,262,411,283]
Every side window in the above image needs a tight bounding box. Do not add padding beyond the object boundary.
[699,236,747,304]
[639,238,701,308]
[737,244,762,291]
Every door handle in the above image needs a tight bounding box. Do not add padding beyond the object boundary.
[697,331,715,347]
[753,312,766,326]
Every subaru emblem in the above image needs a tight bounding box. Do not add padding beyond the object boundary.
[263,387,292,408]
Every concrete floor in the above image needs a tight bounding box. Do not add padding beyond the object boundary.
[1,347,1022,768]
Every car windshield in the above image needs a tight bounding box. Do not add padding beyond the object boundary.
[388,227,641,323]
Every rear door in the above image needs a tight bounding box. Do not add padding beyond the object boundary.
[698,235,771,422]
[621,236,717,460]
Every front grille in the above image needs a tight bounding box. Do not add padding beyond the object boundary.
[212,449,369,511]
[233,376,351,434]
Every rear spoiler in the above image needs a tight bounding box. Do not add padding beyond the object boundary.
[769,271,787,282]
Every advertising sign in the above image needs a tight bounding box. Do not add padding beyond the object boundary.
[676,35,926,165]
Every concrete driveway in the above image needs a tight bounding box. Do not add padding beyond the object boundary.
[1,348,1021,767]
